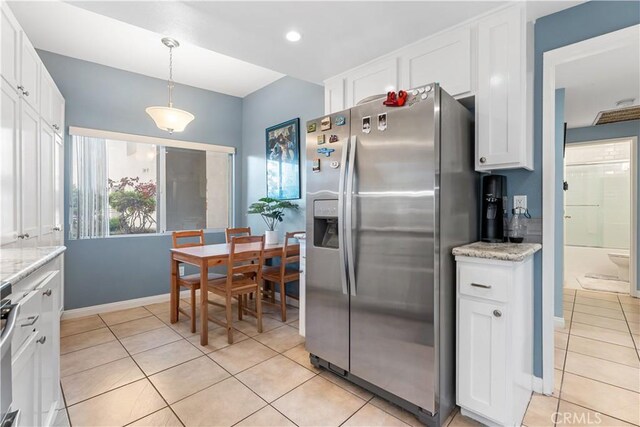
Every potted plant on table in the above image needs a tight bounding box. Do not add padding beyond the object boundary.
[248,197,299,244]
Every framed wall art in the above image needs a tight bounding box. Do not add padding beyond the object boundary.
[265,118,301,200]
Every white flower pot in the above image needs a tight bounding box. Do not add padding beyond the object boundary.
[265,230,278,245]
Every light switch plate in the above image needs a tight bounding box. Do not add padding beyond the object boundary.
[179,265,185,276]
[514,195,527,210]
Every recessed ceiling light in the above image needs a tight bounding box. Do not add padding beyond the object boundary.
[286,31,301,42]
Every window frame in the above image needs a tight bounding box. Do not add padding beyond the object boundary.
[69,126,236,239]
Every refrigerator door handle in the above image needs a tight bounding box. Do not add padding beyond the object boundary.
[337,137,350,295]
[346,135,357,296]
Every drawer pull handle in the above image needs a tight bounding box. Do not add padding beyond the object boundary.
[20,315,39,327]
[471,282,492,289]
[43,289,52,297]
[493,310,502,317]
[37,336,46,344]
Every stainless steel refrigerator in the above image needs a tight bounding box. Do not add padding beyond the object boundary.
[305,84,478,426]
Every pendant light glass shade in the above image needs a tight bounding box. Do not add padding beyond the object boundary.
[146,37,195,134]
[146,106,194,133]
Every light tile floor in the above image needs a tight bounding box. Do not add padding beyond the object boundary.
[53,290,640,427]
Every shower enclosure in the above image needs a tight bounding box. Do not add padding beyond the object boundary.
[564,139,632,292]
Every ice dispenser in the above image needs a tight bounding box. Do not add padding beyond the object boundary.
[313,200,339,249]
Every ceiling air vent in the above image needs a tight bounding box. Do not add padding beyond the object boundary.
[593,99,640,126]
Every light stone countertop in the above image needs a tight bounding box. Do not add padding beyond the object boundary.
[293,233,306,241]
[452,241,541,262]
[0,246,66,288]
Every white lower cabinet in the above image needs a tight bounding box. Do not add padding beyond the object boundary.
[11,331,41,427]
[10,255,63,427]
[456,255,533,426]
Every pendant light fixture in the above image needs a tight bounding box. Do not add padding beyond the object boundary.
[146,37,195,134]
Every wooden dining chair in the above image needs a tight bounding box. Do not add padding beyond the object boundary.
[172,230,224,333]
[225,227,252,243]
[262,231,304,322]
[206,235,265,344]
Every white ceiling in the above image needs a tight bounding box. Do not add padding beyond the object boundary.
[11,1,583,98]
[556,39,640,128]
[8,1,284,97]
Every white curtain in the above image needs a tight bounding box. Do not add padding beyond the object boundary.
[70,135,108,239]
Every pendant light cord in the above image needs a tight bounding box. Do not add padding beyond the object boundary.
[167,46,174,108]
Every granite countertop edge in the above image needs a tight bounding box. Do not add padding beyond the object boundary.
[293,233,306,240]
[1,246,67,287]
[452,241,542,262]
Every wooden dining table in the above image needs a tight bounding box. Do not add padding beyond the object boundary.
[170,241,298,345]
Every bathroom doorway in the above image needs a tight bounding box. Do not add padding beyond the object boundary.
[563,138,635,295]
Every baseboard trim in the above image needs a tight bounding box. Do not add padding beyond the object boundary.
[532,375,544,394]
[61,290,191,319]
[554,316,565,330]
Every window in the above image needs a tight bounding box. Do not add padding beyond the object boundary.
[69,127,234,239]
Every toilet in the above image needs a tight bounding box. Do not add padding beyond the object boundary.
[608,253,630,282]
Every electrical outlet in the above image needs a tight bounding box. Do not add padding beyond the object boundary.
[514,195,527,211]
[179,265,185,276]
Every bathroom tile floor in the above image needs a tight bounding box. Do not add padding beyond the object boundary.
[52,290,639,427]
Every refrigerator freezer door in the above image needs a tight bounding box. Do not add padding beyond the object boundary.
[305,111,351,370]
[349,95,437,413]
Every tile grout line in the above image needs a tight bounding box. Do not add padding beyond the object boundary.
[617,294,640,362]
[101,307,187,427]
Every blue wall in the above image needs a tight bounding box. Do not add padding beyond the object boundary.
[554,89,565,318]
[240,76,324,234]
[566,120,640,293]
[501,1,640,377]
[37,50,244,310]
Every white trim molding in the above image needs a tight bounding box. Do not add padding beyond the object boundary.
[541,24,640,395]
[554,316,565,330]
[61,290,191,319]
[69,126,236,154]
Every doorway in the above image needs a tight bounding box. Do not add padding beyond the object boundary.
[541,24,640,394]
[564,138,635,295]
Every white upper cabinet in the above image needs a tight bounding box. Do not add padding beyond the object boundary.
[400,26,473,98]
[20,37,40,112]
[21,102,40,241]
[476,5,532,171]
[1,3,65,248]
[1,80,21,244]
[1,5,21,90]
[324,77,345,114]
[40,70,64,134]
[51,89,64,135]
[40,121,55,240]
[323,4,534,171]
[346,57,398,107]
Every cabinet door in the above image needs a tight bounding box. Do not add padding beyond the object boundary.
[1,4,21,90]
[20,37,40,112]
[12,331,41,427]
[53,133,63,243]
[40,121,55,241]
[400,27,472,97]
[1,80,20,244]
[457,297,506,423]
[346,57,398,108]
[476,6,524,170]
[40,72,54,126]
[324,77,345,114]
[38,271,61,425]
[51,89,64,135]
[20,101,39,240]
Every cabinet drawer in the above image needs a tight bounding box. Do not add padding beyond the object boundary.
[458,263,510,302]
[11,286,42,354]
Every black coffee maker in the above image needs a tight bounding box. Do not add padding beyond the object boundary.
[481,175,507,243]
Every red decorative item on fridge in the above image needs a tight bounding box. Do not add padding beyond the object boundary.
[383,91,397,106]
[383,90,408,107]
